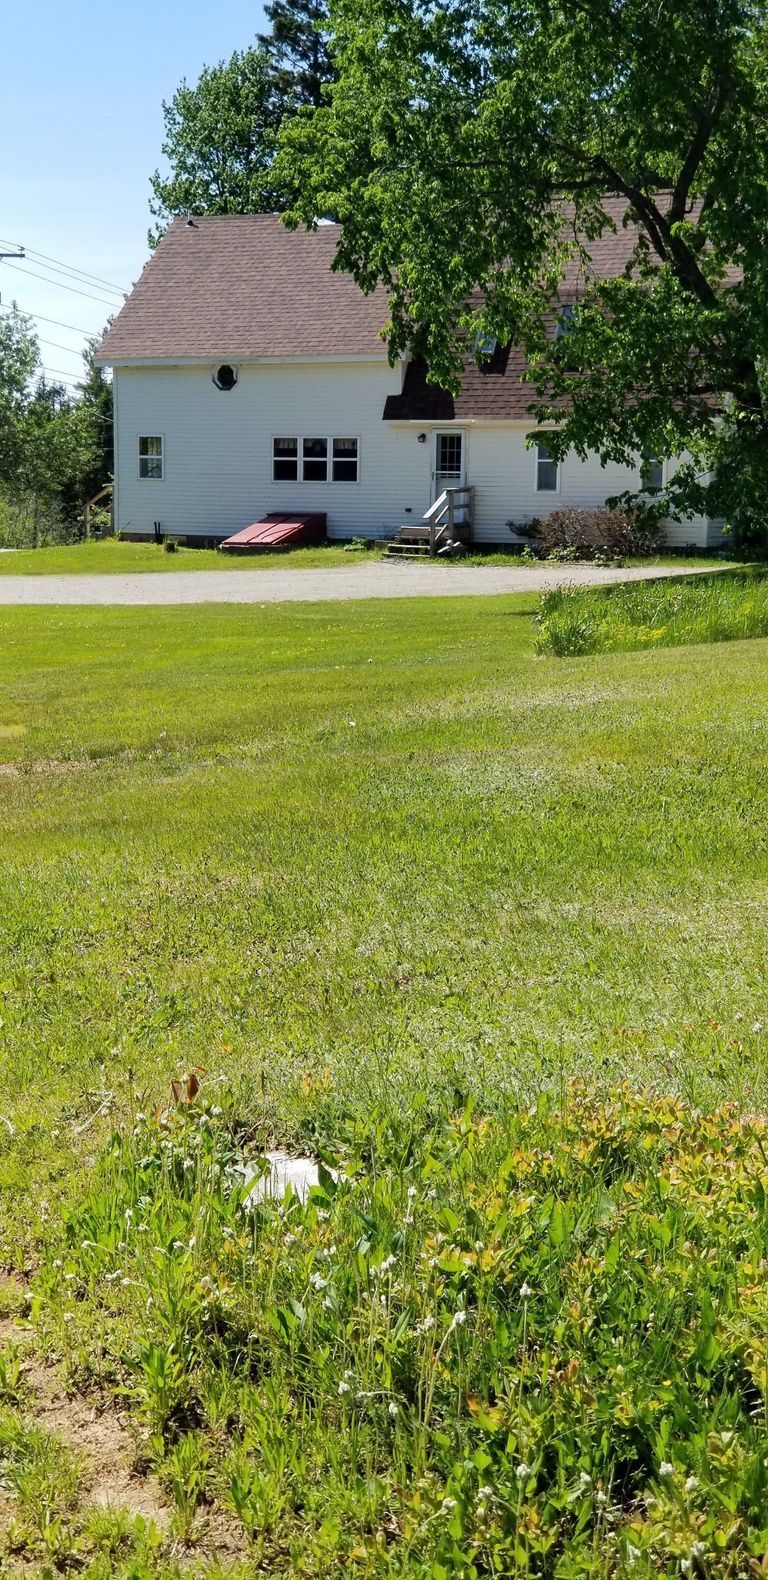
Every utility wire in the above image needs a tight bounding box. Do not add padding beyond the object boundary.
[0,303,99,336]
[0,260,122,306]
[0,237,128,295]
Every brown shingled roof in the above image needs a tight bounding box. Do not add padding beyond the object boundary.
[96,215,390,363]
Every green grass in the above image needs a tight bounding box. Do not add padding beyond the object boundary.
[535,567,768,655]
[0,538,726,575]
[2,593,768,1572]
[0,539,381,575]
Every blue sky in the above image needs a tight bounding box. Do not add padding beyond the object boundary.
[1,0,264,388]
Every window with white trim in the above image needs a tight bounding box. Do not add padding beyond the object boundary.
[272,435,359,484]
[536,439,559,492]
[642,457,664,491]
[138,436,163,480]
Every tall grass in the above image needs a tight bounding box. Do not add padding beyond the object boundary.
[535,569,768,656]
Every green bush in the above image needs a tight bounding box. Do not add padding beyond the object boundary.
[535,570,768,656]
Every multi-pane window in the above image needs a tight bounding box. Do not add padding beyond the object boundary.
[536,439,559,492]
[272,435,359,483]
[642,457,664,491]
[138,436,163,479]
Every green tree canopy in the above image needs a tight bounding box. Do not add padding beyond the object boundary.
[149,47,285,242]
[149,3,335,243]
[280,0,768,537]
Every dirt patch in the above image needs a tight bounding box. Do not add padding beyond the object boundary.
[1,1329,169,1530]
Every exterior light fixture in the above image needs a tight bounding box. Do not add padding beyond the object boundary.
[417,432,427,443]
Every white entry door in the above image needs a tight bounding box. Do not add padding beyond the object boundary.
[432,430,467,501]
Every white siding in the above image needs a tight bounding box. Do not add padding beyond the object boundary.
[113,365,715,548]
[114,362,428,542]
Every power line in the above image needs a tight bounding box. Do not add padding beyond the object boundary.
[0,260,121,306]
[0,237,128,296]
[38,334,87,357]
[0,303,98,336]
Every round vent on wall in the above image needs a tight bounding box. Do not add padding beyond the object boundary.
[213,364,237,391]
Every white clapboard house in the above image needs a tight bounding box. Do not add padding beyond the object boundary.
[96,207,723,551]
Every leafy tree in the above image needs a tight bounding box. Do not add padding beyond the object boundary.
[280,0,768,540]
[0,308,39,486]
[258,0,335,108]
[75,329,114,504]
[149,48,285,242]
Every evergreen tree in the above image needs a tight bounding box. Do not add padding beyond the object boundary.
[258,0,334,108]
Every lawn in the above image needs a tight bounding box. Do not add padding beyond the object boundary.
[1,593,768,1574]
[0,538,726,574]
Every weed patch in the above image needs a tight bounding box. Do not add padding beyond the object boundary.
[535,569,768,655]
[23,1083,768,1576]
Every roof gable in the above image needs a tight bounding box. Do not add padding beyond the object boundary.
[96,215,391,364]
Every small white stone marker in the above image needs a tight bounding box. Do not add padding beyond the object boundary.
[243,1150,332,1206]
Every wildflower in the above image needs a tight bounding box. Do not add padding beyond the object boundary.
[188,1236,196,1248]
[595,1490,607,1509]
[685,1475,699,1494]
[182,1158,194,1171]
[451,1309,467,1330]
[338,1380,352,1397]
[520,1282,533,1300]
[172,1240,186,1251]
[753,1021,764,1035]
[516,1463,532,1482]
[81,1240,97,1251]
[63,1312,74,1323]
[441,1497,457,1514]
[138,1223,148,1234]
[284,1233,298,1247]
[211,1105,223,1117]
[626,1543,641,1565]
[120,1277,131,1287]
[407,1185,417,1199]
[52,1258,63,1269]
[659,1461,675,1479]
[388,1401,398,1419]
[416,1314,436,1335]
[310,1273,327,1292]
[691,1542,707,1559]
[578,1472,592,1492]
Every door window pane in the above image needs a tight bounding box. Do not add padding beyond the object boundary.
[437,434,463,478]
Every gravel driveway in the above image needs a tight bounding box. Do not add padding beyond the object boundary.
[0,561,715,606]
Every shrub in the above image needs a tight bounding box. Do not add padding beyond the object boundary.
[163,536,181,554]
[535,505,663,562]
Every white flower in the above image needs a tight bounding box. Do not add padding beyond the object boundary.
[172,1240,186,1251]
[659,1461,675,1478]
[626,1543,641,1565]
[310,1273,327,1291]
[685,1475,698,1494]
[578,1472,592,1491]
[407,1185,418,1199]
[63,1312,74,1323]
[182,1158,194,1171]
[753,1021,764,1034]
[595,1490,607,1508]
[477,1485,493,1501]
[138,1223,148,1234]
[441,1497,457,1514]
[338,1380,352,1396]
[388,1401,398,1419]
[516,1463,532,1482]
[520,1282,533,1300]
[451,1309,467,1329]
[691,1542,707,1559]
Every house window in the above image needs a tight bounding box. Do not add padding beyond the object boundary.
[332,437,359,483]
[556,303,578,338]
[536,439,559,492]
[273,436,360,483]
[138,436,163,480]
[273,437,299,481]
[302,437,328,482]
[642,457,664,491]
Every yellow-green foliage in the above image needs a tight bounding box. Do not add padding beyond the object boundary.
[535,570,768,656]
